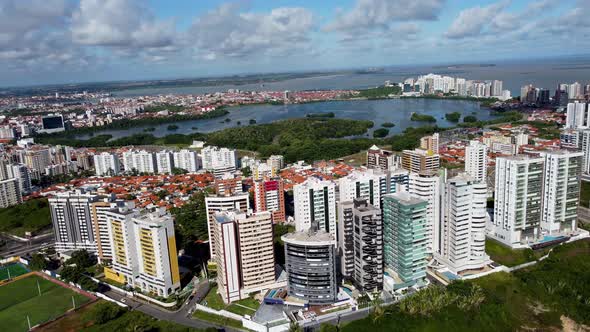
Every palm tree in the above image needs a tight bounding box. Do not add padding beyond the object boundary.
[370,296,384,323]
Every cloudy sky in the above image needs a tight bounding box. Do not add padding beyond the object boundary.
[1,0,589,87]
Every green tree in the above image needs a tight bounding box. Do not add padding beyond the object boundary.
[241,166,252,177]
[29,253,48,271]
[67,249,96,268]
[91,302,127,324]
[172,167,188,175]
[288,322,303,332]
[464,115,478,123]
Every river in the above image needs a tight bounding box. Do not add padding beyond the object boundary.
[75,98,498,140]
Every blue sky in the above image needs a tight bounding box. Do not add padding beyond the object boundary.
[0,0,588,87]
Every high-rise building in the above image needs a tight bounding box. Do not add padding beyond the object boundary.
[214,175,244,196]
[293,177,337,236]
[253,178,286,223]
[560,129,582,149]
[282,228,337,305]
[213,211,278,303]
[565,102,587,129]
[401,149,440,173]
[366,145,396,171]
[490,155,544,247]
[267,155,285,172]
[541,150,582,235]
[5,163,32,195]
[350,199,383,292]
[420,133,439,153]
[173,149,201,173]
[436,174,489,273]
[492,80,503,97]
[205,193,250,258]
[49,189,100,252]
[339,170,382,208]
[581,130,590,175]
[91,198,130,264]
[123,150,157,174]
[23,148,51,179]
[464,140,488,182]
[201,146,238,171]
[408,171,443,254]
[106,208,181,297]
[0,125,15,139]
[155,151,174,174]
[382,192,428,288]
[0,178,22,208]
[93,152,121,177]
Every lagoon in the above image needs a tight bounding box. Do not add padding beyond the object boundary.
[75,98,497,140]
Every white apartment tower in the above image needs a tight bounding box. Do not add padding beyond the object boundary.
[0,178,22,208]
[201,146,238,171]
[541,150,583,235]
[204,193,250,258]
[565,102,588,129]
[93,152,121,177]
[491,156,544,247]
[155,151,174,174]
[339,171,382,208]
[464,140,488,183]
[49,189,100,252]
[436,174,489,273]
[408,171,443,254]
[293,177,337,237]
[123,150,157,174]
[173,149,201,173]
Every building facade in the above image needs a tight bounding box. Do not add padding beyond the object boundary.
[293,177,337,236]
[464,140,488,183]
[253,178,286,223]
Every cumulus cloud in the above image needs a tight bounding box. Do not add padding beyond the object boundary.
[71,0,176,49]
[325,0,444,36]
[445,1,510,39]
[188,3,315,60]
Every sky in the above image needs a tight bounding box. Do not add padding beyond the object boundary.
[0,0,589,87]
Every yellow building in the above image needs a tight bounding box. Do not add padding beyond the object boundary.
[106,207,181,298]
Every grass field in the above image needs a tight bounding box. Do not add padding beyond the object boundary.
[0,263,29,281]
[580,181,590,208]
[0,275,91,332]
[200,285,260,316]
[192,310,243,330]
[484,238,552,267]
[0,199,51,236]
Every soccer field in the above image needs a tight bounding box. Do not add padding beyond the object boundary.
[0,263,30,281]
[0,275,91,332]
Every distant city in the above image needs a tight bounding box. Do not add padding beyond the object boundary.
[1,70,590,331]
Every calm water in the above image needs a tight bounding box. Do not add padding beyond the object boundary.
[76,98,497,140]
[112,56,590,98]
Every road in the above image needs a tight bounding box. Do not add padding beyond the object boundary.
[0,233,54,257]
[101,288,239,331]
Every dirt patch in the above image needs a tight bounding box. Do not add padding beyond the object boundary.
[561,316,590,332]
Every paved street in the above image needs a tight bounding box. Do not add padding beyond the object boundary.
[101,288,237,330]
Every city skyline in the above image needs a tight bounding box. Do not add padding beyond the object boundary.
[1,0,589,86]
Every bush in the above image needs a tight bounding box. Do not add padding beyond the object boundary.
[411,113,437,122]
[381,122,395,128]
[90,302,127,324]
[373,128,390,138]
[464,115,478,123]
[445,112,461,122]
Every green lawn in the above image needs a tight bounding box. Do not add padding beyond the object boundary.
[226,297,260,315]
[201,285,225,310]
[200,285,260,316]
[0,199,51,236]
[341,239,590,332]
[192,310,243,330]
[485,238,537,267]
[0,275,91,332]
[0,263,29,281]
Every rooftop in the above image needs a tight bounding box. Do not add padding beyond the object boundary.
[384,192,426,206]
[282,229,335,245]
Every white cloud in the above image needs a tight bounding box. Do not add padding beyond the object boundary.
[445,1,510,39]
[188,3,315,60]
[71,0,176,49]
[325,0,444,36]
